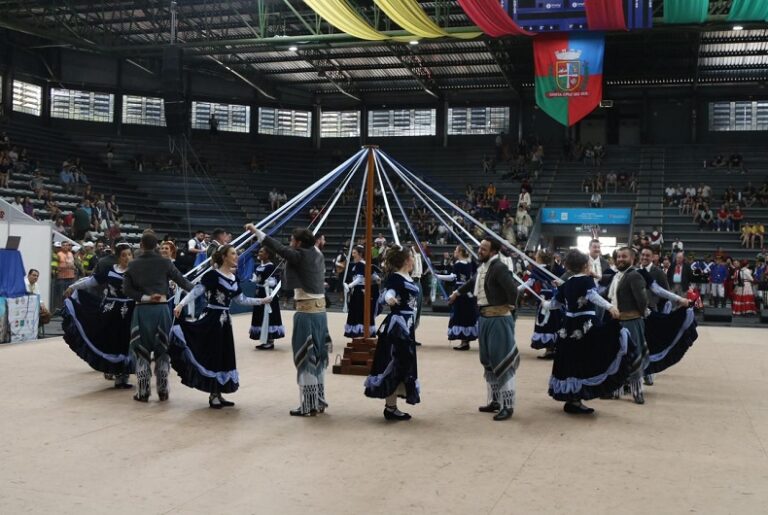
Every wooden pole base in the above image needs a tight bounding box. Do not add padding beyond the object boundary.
[332,337,377,376]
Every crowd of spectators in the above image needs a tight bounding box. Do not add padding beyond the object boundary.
[484,133,545,181]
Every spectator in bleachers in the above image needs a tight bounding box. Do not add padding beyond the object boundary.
[517,189,531,209]
[515,206,533,242]
[712,154,726,168]
[106,194,120,222]
[0,153,12,189]
[758,181,768,207]
[671,237,684,253]
[716,205,732,232]
[10,195,23,211]
[649,227,663,251]
[45,191,61,219]
[29,169,45,198]
[664,184,676,206]
[482,155,493,174]
[741,223,753,248]
[699,205,714,231]
[21,196,35,218]
[589,191,602,208]
[59,165,75,194]
[73,202,93,240]
[752,222,765,249]
[106,142,114,170]
[728,153,744,172]
[731,206,744,231]
[742,182,757,207]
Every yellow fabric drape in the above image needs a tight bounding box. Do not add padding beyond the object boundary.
[373,0,481,39]
[304,0,390,41]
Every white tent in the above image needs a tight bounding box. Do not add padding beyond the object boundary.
[0,199,52,305]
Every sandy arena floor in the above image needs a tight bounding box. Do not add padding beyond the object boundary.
[1,312,767,514]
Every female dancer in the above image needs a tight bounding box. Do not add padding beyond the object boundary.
[545,250,638,415]
[517,251,562,359]
[732,260,757,316]
[170,245,271,408]
[364,245,420,421]
[248,246,285,350]
[344,245,379,338]
[62,242,135,388]
[435,245,478,351]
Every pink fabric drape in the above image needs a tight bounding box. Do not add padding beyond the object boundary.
[457,0,533,37]
[585,0,627,30]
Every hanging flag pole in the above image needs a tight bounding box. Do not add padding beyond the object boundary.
[362,146,377,339]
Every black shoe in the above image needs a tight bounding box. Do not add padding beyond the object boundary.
[218,396,235,407]
[104,373,114,380]
[114,382,133,390]
[290,407,316,417]
[453,342,470,351]
[158,392,169,401]
[479,401,500,413]
[493,407,513,421]
[133,393,149,403]
[209,398,224,409]
[414,341,423,346]
[643,375,654,386]
[255,342,274,350]
[537,350,556,360]
[633,391,645,405]
[564,402,595,415]
[383,408,412,421]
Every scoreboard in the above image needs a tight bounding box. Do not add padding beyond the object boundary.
[502,0,653,32]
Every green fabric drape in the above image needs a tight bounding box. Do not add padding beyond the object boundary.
[727,0,768,21]
[663,0,710,24]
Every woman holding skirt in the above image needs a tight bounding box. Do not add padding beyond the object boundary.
[344,245,379,338]
[435,246,478,351]
[249,246,285,350]
[364,245,420,421]
[518,251,562,360]
[62,242,135,388]
[171,245,271,409]
[732,260,757,316]
[545,250,638,415]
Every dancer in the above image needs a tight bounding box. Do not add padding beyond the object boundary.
[248,246,285,350]
[343,245,379,338]
[607,247,649,404]
[123,232,194,403]
[247,224,329,417]
[544,250,636,415]
[732,260,757,315]
[364,245,420,421]
[171,245,272,408]
[517,250,562,359]
[62,242,135,388]
[637,248,697,385]
[434,245,478,351]
[450,238,519,421]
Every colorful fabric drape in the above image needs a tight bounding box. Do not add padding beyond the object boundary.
[303,0,389,41]
[373,0,481,39]
[585,0,627,30]
[456,0,533,37]
[727,0,768,21]
[663,0,710,24]
[534,33,605,127]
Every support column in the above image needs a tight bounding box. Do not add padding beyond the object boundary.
[40,82,51,127]
[115,59,124,136]
[312,102,321,150]
[360,105,368,145]
[437,99,448,148]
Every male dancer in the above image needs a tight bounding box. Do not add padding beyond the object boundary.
[450,238,519,421]
[607,247,648,404]
[638,247,671,312]
[123,232,194,402]
[247,224,329,416]
[709,256,729,308]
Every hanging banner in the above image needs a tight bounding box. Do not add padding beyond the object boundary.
[457,0,533,37]
[534,33,605,126]
[585,0,628,30]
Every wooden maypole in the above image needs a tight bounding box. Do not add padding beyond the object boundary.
[333,145,379,375]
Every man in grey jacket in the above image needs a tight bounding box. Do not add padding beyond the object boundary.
[247,224,329,417]
[607,247,648,404]
[123,232,194,402]
[450,238,519,421]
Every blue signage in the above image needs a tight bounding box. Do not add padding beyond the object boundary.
[541,207,632,225]
[507,0,653,32]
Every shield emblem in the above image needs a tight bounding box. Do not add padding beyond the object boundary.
[556,60,582,92]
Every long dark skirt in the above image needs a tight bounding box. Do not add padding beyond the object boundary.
[169,308,239,394]
[447,293,478,341]
[62,291,134,375]
[531,302,562,350]
[548,320,638,402]
[345,286,376,338]
[364,314,420,405]
[249,295,285,341]
[645,307,698,375]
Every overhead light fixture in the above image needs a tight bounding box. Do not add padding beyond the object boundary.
[733,25,744,31]
[288,45,298,51]
[409,40,419,45]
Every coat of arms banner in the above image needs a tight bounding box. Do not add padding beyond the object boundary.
[534,33,605,127]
